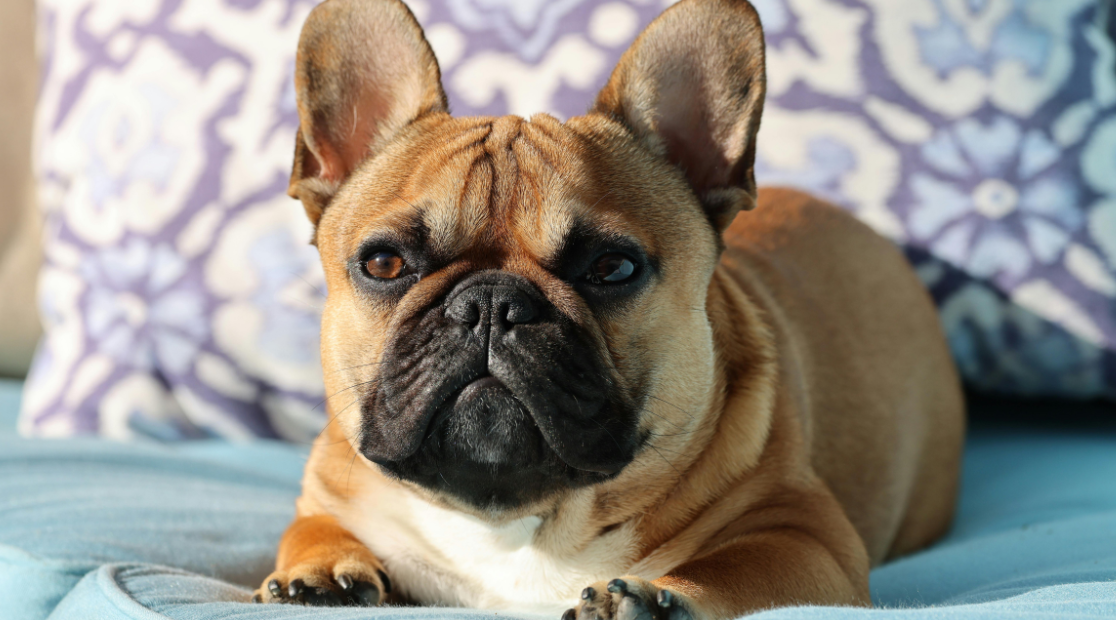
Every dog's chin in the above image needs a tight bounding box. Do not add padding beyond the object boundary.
[371,378,616,511]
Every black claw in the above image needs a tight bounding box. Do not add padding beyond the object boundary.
[657,590,673,608]
[563,608,577,620]
[288,578,305,599]
[350,580,382,606]
[582,587,596,600]
[337,574,354,591]
[607,579,628,594]
[268,579,283,598]
[614,586,655,620]
[378,569,393,594]
[252,593,262,603]
[304,586,344,607]
[666,599,694,620]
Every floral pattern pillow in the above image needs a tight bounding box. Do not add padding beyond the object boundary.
[21,0,1116,441]
[751,0,1116,398]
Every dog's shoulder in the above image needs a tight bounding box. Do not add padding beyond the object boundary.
[725,187,892,258]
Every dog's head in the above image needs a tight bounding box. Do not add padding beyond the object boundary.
[292,0,765,513]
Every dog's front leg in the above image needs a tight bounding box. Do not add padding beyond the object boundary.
[570,484,870,620]
[255,514,392,607]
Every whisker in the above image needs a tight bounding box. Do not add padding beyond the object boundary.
[314,379,379,412]
[644,443,686,456]
[390,188,419,210]
[639,403,690,430]
[645,429,700,438]
[345,445,360,495]
[324,361,390,376]
[645,443,683,477]
[307,377,383,448]
[289,270,328,299]
[647,394,697,422]
[586,188,615,211]
[330,384,374,420]
[577,396,625,453]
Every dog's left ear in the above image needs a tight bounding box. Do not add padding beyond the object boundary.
[289,0,448,229]
[593,0,766,233]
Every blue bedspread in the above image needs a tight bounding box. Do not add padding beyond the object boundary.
[2,378,1115,619]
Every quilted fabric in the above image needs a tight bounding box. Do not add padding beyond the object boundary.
[22,0,1116,440]
[4,373,1116,619]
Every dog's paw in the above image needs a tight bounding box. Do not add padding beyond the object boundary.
[253,556,391,607]
[564,577,694,620]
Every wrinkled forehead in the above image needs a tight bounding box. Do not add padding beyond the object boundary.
[320,113,661,265]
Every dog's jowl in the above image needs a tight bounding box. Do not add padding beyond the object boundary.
[256,0,966,617]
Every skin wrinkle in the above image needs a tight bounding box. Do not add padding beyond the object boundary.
[404,118,585,267]
[380,117,621,301]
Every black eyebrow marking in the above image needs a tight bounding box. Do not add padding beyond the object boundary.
[350,210,430,261]
[546,219,658,278]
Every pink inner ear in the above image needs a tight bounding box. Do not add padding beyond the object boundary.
[295,0,447,188]
[312,138,344,183]
[656,81,734,196]
[313,88,397,183]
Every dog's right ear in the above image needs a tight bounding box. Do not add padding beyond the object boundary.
[289,0,447,229]
[592,0,765,235]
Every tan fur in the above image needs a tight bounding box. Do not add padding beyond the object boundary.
[258,0,965,617]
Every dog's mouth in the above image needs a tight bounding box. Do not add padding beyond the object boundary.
[422,374,509,441]
[458,375,503,399]
[368,378,598,509]
[363,366,633,510]
[449,368,611,459]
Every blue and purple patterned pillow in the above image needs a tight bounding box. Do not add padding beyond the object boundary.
[751,0,1116,398]
[21,0,1116,441]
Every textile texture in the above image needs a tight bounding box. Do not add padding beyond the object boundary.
[3,377,1116,619]
[22,0,1116,440]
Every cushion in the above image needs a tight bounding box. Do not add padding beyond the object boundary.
[22,0,1116,442]
[750,0,1116,400]
[0,0,42,379]
[24,0,329,440]
[5,375,1116,619]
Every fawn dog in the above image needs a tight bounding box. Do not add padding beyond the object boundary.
[256,0,965,617]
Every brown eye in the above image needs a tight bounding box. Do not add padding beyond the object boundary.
[365,251,405,279]
[589,253,637,284]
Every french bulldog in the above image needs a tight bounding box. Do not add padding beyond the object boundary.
[255,0,965,617]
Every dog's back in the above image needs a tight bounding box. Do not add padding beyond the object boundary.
[721,187,965,563]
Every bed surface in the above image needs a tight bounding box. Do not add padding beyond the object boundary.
[2,378,1115,619]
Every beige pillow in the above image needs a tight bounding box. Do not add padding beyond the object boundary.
[0,0,42,378]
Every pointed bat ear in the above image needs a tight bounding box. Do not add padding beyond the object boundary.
[593,0,766,233]
[289,0,448,228]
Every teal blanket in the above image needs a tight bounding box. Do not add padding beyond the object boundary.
[2,378,1115,619]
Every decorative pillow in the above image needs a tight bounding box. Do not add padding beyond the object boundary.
[23,0,328,440]
[21,0,1116,442]
[749,0,1116,399]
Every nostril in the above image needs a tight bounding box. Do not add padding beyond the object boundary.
[495,285,537,325]
[503,297,537,325]
[446,295,481,326]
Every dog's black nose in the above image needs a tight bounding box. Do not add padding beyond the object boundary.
[445,277,538,330]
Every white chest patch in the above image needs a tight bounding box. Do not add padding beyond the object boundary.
[340,485,639,615]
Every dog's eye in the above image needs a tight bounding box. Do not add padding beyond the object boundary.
[587,253,637,284]
[365,251,405,279]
